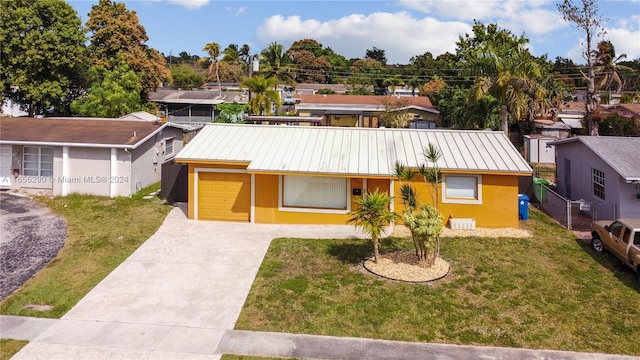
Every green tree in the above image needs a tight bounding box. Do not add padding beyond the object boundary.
[365,47,387,65]
[260,42,295,86]
[595,40,633,95]
[86,0,169,108]
[378,97,410,128]
[558,0,606,135]
[170,64,204,89]
[406,76,424,96]
[214,103,249,123]
[239,76,281,115]
[0,0,86,116]
[348,189,398,264]
[598,113,640,136]
[71,62,144,118]
[465,42,544,134]
[383,74,404,95]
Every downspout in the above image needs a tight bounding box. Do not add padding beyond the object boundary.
[110,148,117,198]
[61,146,69,196]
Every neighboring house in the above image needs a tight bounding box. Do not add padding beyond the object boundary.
[534,119,571,139]
[604,103,640,122]
[0,116,194,197]
[150,89,247,124]
[294,94,440,128]
[175,124,532,228]
[524,134,556,164]
[549,136,640,219]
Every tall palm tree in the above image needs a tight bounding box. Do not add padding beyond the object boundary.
[595,40,632,97]
[348,189,398,264]
[201,42,221,94]
[466,44,543,134]
[239,76,281,115]
[260,42,295,87]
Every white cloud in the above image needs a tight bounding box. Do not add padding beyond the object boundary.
[235,6,246,16]
[256,12,471,63]
[166,0,209,10]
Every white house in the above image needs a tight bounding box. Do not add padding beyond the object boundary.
[0,116,196,197]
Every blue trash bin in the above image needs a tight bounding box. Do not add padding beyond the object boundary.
[518,194,530,220]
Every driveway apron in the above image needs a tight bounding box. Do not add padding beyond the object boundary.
[12,206,367,359]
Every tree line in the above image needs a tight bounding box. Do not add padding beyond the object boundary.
[1,0,638,135]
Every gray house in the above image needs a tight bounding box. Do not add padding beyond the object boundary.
[0,116,194,197]
[550,136,640,219]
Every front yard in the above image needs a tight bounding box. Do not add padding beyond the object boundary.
[0,185,171,318]
[236,208,640,355]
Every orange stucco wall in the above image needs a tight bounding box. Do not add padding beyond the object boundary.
[393,173,520,228]
[186,162,520,228]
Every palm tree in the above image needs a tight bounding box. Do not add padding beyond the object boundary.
[222,44,240,64]
[466,44,543,134]
[348,189,398,264]
[383,74,404,95]
[201,42,221,94]
[595,40,633,99]
[260,42,295,87]
[406,76,423,96]
[239,76,281,115]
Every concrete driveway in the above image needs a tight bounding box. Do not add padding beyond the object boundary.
[12,205,367,359]
[0,192,66,300]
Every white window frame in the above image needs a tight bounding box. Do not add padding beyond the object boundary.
[442,174,482,204]
[165,137,175,156]
[592,168,605,200]
[278,175,350,214]
[23,146,54,177]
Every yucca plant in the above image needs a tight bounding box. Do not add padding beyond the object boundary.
[348,189,398,263]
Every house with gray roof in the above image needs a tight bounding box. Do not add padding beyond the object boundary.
[549,136,640,219]
[0,115,197,197]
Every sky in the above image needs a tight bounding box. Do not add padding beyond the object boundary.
[66,0,640,65]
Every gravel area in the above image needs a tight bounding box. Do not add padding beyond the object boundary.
[370,224,530,282]
[364,251,450,282]
[391,224,531,238]
[0,192,67,300]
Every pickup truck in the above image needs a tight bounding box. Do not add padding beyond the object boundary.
[591,218,640,286]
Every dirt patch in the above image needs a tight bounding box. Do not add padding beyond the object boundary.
[0,192,67,300]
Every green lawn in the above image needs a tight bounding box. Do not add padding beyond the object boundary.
[236,208,640,355]
[0,339,28,360]
[0,184,172,318]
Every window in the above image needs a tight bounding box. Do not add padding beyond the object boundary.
[622,228,631,244]
[281,175,348,211]
[23,147,53,176]
[442,175,482,204]
[592,168,605,200]
[165,138,174,155]
[609,221,623,238]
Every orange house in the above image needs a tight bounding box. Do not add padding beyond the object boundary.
[175,124,532,228]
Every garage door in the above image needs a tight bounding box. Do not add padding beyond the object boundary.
[198,172,251,221]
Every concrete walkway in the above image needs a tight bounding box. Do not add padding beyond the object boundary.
[2,206,638,359]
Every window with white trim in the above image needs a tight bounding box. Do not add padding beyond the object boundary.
[592,168,605,200]
[23,147,53,176]
[165,138,174,155]
[442,175,482,204]
[282,175,347,210]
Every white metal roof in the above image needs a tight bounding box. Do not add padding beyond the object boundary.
[176,124,532,176]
